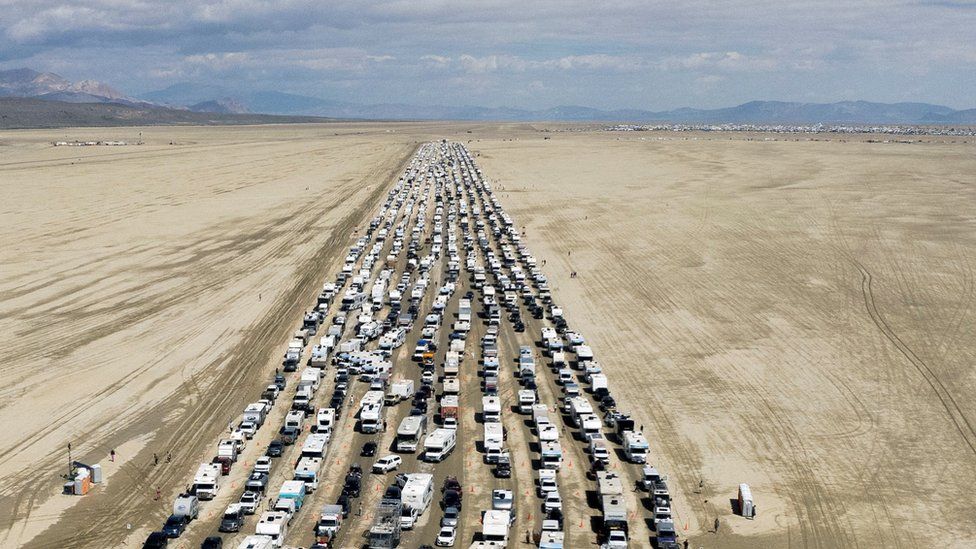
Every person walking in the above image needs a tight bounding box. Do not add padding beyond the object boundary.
[166,452,172,463]
[154,487,161,501]
[110,449,116,462]
[714,517,720,533]
[153,453,158,466]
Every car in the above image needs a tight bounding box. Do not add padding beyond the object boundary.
[539,477,558,496]
[421,370,435,384]
[372,455,402,473]
[602,529,629,549]
[344,474,362,498]
[442,417,458,430]
[201,536,223,549]
[142,531,168,548]
[442,488,462,510]
[274,374,286,390]
[279,426,300,445]
[245,471,269,492]
[543,491,563,512]
[336,491,351,516]
[254,456,272,474]
[361,441,378,457]
[218,505,244,533]
[162,514,187,538]
[261,384,280,401]
[436,525,457,546]
[546,508,564,529]
[266,440,284,457]
[442,475,462,493]
[514,321,525,332]
[238,421,257,438]
[213,456,232,476]
[494,457,512,478]
[441,506,460,527]
[238,491,260,514]
[492,489,514,511]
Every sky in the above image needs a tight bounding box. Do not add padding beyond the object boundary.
[1,0,975,110]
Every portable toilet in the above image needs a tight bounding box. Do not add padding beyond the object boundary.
[91,464,102,483]
[738,483,754,518]
[73,469,92,495]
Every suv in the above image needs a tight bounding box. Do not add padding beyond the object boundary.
[218,505,244,533]
[162,515,187,538]
[266,440,284,457]
[142,532,168,549]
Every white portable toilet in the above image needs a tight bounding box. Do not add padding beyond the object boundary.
[91,464,103,483]
[738,483,754,518]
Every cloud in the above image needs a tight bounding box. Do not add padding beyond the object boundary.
[662,51,778,72]
[0,0,973,109]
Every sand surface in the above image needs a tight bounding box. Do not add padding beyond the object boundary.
[0,123,420,547]
[2,123,974,548]
[473,131,976,548]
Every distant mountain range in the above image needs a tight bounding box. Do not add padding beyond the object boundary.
[2,67,975,125]
[136,82,976,124]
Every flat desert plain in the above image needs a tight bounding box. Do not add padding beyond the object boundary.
[1,122,974,548]
[473,131,976,548]
[0,123,428,547]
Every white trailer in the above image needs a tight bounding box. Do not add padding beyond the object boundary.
[301,433,329,459]
[483,421,504,453]
[316,408,336,434]
[589,372,608,392]
[294,457,322,491]
[237,536,274,549]
[255,511,289,547]
[396,415,428,453]
[580,414,603,440]
[482,395,501,423]
[481,510,511,544]
[423,428,457,462]
[360,403,384,433]
[193,463,221,500]
[540,440,563,470]
[623,431,650,463]
[401,472,434,513]
[442,377,461,395]
[518,389,536,414]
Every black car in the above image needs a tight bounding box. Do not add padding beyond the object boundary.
[266,440,284,457]
[344,474,361,497]
[274,374,286,390]
[384,485,402,499]
[201,537,223,549]
[495,456,512,478]
[162,514,187,538]
[599,395,617,411]
[142,531,168,549]
[442,488,462,510]
[514,321,525,332]
[361,441,378,457]
[279,426,300,445]
[522,379,537,391]
[546,508,564,529]
[335,492,351,517]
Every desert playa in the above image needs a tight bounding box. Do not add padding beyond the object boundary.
[1,122,974,548]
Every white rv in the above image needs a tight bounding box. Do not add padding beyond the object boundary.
[423,428,457,462]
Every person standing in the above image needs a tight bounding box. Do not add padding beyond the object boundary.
[110,449,116,462]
